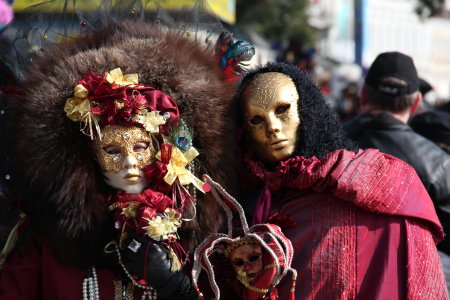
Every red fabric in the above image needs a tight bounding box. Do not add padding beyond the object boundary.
[252,185,271,225]
[241,252,278,300]
[246,148,448,299]
[111,188,174,236]
[142,161,171,194]
[77,70,180,135]
[0,236,144,300]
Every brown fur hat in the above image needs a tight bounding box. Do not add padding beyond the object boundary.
[9,21,237,266]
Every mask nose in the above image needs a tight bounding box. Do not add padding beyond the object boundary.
[266,113,282,136]
[243,262,253,273]
[122,154,138,169]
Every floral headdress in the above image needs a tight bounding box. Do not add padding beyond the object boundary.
[192,175,297,300]
[64,67,179,140]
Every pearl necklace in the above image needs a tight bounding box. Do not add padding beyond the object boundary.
[82,266,99,300]
[114,242,157,300]
[82,242,158,300]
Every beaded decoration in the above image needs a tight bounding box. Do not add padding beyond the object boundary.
[82,266,99,300]
[102,241,158,300]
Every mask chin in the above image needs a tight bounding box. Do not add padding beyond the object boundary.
[103,171,148,194]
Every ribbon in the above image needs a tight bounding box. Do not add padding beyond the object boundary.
[64,84,90,121]
[79,110,102,140]
[167,238,188,271]
[156,146,205,193]
[159,144,172,164]
[106,68,139,87]
[64,84,101,140]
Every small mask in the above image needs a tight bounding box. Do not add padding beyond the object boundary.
[242,72,300,165]
[93,125,155,193]
[228,241,264,284]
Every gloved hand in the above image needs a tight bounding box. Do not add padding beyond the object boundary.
[121,232,200,300]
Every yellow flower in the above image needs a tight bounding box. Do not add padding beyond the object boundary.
[144,216,165,241]
[143,209,182,241]
[74,84,88,98]
[164,208,181,227]
[121,202,139,219]
[134,110,166,134]
[106,68,139,87]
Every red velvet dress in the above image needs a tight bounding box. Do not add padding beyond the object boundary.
[0,236,144,299]
[248,149,448,299]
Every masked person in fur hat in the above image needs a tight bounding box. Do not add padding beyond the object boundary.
[0,20,239,300]
[236,62,448,299]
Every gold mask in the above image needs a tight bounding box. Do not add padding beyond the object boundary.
[93,125,155,173]
[242,72,300,165]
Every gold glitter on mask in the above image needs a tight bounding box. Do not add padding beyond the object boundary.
[242,72,300,165]
[245,72,299,111]
[93,125,155,173]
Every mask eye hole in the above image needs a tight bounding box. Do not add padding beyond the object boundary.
[103,145,121,155]
[249,115,263,125]
[234,260,245,267]
[275,104,290,114]
[133,142,149,152]
[249,255,260,262]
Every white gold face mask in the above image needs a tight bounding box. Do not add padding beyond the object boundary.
[93,125,155,194]
[229,243,263,282]
[242,72,300,165]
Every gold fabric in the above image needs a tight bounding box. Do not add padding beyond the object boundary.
[155,147,205,193]
[106,68,139,87]
[64,84,101,140]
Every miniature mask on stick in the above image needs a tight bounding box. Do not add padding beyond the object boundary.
[192,175,297,300]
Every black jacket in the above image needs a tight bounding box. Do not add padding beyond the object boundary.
[344,111,450,254]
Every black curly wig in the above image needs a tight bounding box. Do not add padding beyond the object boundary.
[237,62,357,160]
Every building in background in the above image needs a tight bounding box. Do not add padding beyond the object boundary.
[309,0,450,102]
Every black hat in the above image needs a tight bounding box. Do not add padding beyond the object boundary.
[410,110,450,145]
[419,78,433,95]
[365,52,419,96]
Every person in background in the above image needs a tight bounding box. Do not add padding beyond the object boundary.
[410,109,450,291]
[236,62,447,299]
[439,101,450,114]
[344,52,450,255]
[410,109,450,154]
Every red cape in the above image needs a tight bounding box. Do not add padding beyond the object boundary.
[248,149,447,299]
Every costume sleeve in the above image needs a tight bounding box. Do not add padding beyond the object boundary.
[0,236,41,300]
[267,148,443,241]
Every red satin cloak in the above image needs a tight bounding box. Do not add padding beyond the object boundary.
[248,149,448,299]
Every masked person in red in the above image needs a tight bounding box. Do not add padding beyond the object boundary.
[0,20,238,300]
[236,62,448,299]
